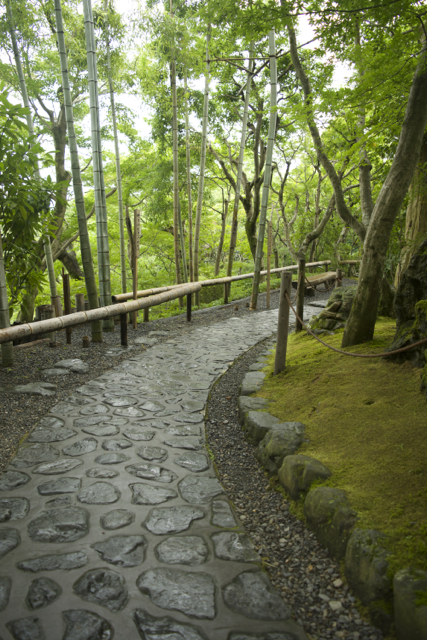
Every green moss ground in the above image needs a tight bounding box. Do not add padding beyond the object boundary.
[257,318,427,575]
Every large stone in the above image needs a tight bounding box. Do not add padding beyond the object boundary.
[165,424,202,437]
[278,455,331,500]
[73,568,128,612]
[304,487,358,560]
[179,475,224,503]
[123,427,155,441]
[33,459,83,475]
[101,509,135,530]
[181,400,204,413]
[62,610,113,640]
[211,532,258,562]
[92,535,147,567]
[37,477,81,495]
[174,452,209,473]
[163,437,203,450]
[82,424,120,437]
[222,571,291,620]
[212,500,237,528]
[144,506,205,535]
[239,371,265,396]
[133,608,206,640]
[46,495,72,507]
[11,443,59,468]
[256,423,306,474]
[94,453,130,465]
[103,395,138,407]
[102,439,132,450]
[86,468,119,479]
[172,413,204,425]
[394,567,427,640]
[17,551,88,572]
[243,411,280,445]
[77,482,120,504]
[62,438,98,457]
[137,568,215,619]
[114,406,144,418]
[0,498,29,521]
[28,507,89,543]
[80,404,109,416]
[6,617,45,640]
[136,445,168,462]
[0,576,11,611]
[140,400,165,412]
[238,396,269,425]
[0,471,30,491]
[26,577,61,609]
[155,536,208,565]
[126,463,176,483]
[54,358,89,373]
[11,382,56,396]
[309,285,357,332]
[130,483,177,505]
[28,427,76,443]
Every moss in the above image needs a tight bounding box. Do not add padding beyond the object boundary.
[415,587,427,607]
[256,318,427,577]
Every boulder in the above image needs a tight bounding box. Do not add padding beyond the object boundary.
[304,487,358,560]
[237,396,269,425]
[243,411,279,445]
[394,567,427,640]
[256,424,306,474]
[278,454,331,500]
[239,372,265,396]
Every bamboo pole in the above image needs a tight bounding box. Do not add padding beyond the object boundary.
[82,0,114,331]
[184,68,193,283]
[54,0,102,340]
[250,30,277,310]
[63,271,72,344]
[296,257,305,332]
[267,219,272,309]
[133,209,140,329]
[274,272,291,375]
[0,232,13,366]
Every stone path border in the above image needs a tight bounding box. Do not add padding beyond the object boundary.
[0,308,318,640]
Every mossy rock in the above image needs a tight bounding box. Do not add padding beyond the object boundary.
[278,454,331,500]
[243,411,280,445]
[394,567,427,640]
[255,423,305,474]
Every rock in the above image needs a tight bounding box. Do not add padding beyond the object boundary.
[133,608,206,640]
[92,535,147,567]
[28,427,76,443]
[54,359,89,373]
[144,506,205,534]
[394,567,427,640]
[33,459,83,475]
[345,529,392,606]
[222,571,291,620]
[62,438,98,457]
[136,567,215,619]
[136,445,168,462]
[80,404,109,416]
[94,453,130,465]
[304,487,358,560]
[46,495,73,507]
[163,437,203,450]
[140,400,165,412]
[243,411,280,445]
[26,577,61,609]
[123,427,155,441]
[0,471,30,491]
[10,382,56,396]
[179,475,224,503]
[37,477,81,495]
[62,610,113,640]
[174,452,209,473]
[0,576,11,611]
[11,443,59,468]
[102,439,132,450]
[77,482,120,504]
[239,371,265,396]
[238,396,269,425]
[165,424,202,436]
[28,507,89,543]
[211,532,258,562]
[126,463,176,483]
[103,395,138,407]
[73,568,128,612]
[155,536,208,565]
[43,367,70,376]
[278,454,331,500]
[17,551,88,572]
[101,509,135,530]
[0,498,29,521]
[86,468,119,479]
[130,483,177,505]
[212,500,237,528]
[114,406,144,418]
[134,337,158,346]
[257,424,306,474]
[180,400,204,413]
[6,617,45,640]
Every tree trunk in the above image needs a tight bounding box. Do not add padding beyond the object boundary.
[0,233,13,367]
[250,30,277,310]
[184,68,193,282]
[215,194,229,275]
[170,60,182,294]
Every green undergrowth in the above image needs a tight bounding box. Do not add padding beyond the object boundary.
[256,318,427,576]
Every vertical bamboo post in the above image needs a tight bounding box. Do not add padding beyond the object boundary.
[63,271,72,344]
[267,220,272,309]
[0,232,13,367]
[296,258,305,332]
[75,293,85,312]
[335,268,343,288]
[120,312,128,347]
[42,305,56,346]
[186,293,192,322]
[224,283,228,305]
[274,272,291,375]
[133,209,140,329]
[143,308,149,323]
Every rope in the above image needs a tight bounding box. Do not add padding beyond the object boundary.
[285,292,427,359]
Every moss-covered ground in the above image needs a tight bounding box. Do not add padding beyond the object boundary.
[257,318,427,575]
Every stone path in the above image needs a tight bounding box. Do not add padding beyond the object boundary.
[0,307,320,640]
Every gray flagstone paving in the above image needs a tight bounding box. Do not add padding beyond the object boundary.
[0,308,319,640]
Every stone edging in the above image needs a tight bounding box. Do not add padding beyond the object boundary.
[238,368,427,640]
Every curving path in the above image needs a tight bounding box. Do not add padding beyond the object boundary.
[0,308,319,640]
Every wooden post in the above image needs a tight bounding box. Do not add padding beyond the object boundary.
[296,257,305,332]
[224,283,228,305]
[187,293,192,322]
[120,312,128,347]
[143,307,149,323]
[41,305,56,346]
[62,270,72,345]
[325,262,328,272]
[266,220,272,309]
[335,268,343,288]
[274,272,291,375]
[75,293,85,312]
[133,209,140,329]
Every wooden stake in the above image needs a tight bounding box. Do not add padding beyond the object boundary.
[186,293,192,322]
[296,257,305,332]
[274,272,291,375]
[224,283,228,305]
[133,209,140,329]
[143,307,149,323]
[120,312,128,347]
[75,293,85,312]
[267,220,272,309]
[62,270,72,344]
[335,268,343,288]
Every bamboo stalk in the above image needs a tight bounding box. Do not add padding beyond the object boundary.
[184,68,193,282]
[0,232,13,366]
[250,30,277,310]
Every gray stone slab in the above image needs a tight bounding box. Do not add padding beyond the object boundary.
[222,572,291,620]
[134,336,158,346]
[173,413,204,424]
[239,371,265,396]
[54,359,88,372]
[114,406,145,418]
[0,497,30,521]
[37,477,81,495]
[126,463,176,483]
[179,475,224,504]
[174,452,209,473]
[46,495,73,507]
[137,567,215,619]
[140,400,164,412]
[0,471,30,492]
[163,437,203,450]
[0,576,11,611]
[102,439,132,450]
[144,506,205,534]
[0,528,20,559]
[100,509,135,530]
[28,426,76,443]
[28,507,89,543]
[136,418,171,429]
[11,382,57,396]
[79,404,109,415]
[123,427,155,441]
[17,551,88,572]
[62,437,98,457]
[238,396,269,425]
[155,536,208,565]
[92,534,147,567]
[62,610,113,640]
[136,446,168,462]
[211,532,259,562]
[77,482,120,504]
[6,616,45,639]
[130,483,177,505]
[73,568,128,611]
[103,395,138,407]
[43,367,70,376]
[26,577,61,610]
[212,500,237,528]
[86,468,119,479]
[82,424,120,437]
[10,443,59,468]
[33,459,83,475]
[180,400,205,413]
[133,609,206,640]
[244,411,281,445]
[94,453,130,465]
[165,424,202,437]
